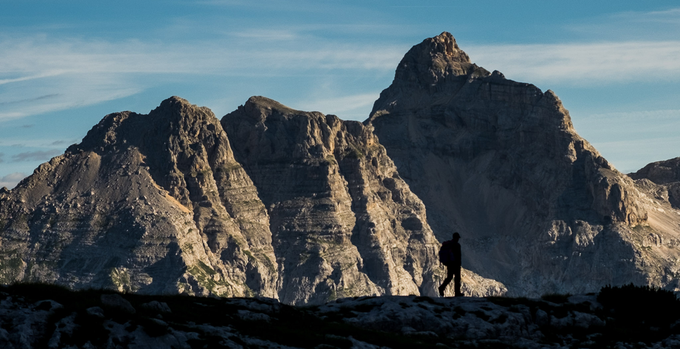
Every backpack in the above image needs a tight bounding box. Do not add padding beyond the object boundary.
[438,242,455,264]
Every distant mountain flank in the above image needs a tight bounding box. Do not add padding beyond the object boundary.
[629,157,680,209]
[1,32,679,302]
[366,32,680,296]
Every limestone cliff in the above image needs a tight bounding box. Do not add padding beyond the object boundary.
[221,96,505,304]
[0,95,505,303]
[367,32,680,296]
[630,157,680,209]
[0,97,278,298]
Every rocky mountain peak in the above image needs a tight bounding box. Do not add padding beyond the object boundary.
[70,96,219,156]
[242,96,299,122]
[366,31,659,297]
[0,96,279,299]
[160,95,191,107]
[393,31,488,88]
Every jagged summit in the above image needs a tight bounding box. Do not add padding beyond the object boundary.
[365,31,669,297]
[1,97,278,298]
[236,96,323,128]
[160,95,192,106]
[244,96,298,115]
[393,31,489,89]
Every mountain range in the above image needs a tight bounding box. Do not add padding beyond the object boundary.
[0,32,678,303]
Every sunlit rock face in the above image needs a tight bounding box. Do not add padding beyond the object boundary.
[221,96,505,304]
[366,32,680,296]
[0,97,279,298]
[0,95,505,304]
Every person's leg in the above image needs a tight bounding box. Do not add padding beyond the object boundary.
[454,265,462,296]
[439,265,454,296]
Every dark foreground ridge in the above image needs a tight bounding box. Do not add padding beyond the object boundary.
[2,283,680,348]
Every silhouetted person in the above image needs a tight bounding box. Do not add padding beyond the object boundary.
[438,232,462,297]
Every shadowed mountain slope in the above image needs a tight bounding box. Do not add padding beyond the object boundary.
[366,32,680,296]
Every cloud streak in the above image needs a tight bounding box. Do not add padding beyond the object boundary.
[0,172,26,189]
[4,34,680,121]
[467,41,680,85]
[573,109,680,173]
[0,34,404,121]
[3,6,680,123]
[11,149,61,162]
[295,93,380,120]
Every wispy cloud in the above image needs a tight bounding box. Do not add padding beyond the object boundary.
[0,94,60,106]
[11,149,61,162]
[0,34,403,121]
[464,7,680,86]
[0,72,66,85]
[229,29,300,41]
[0,172,26,189]
[467,41,680,85]
[589,136,680,174]
[3,5,680,124]
[0,34,402,78]
[566,8,680,41]
[581,109,680,121]
[295,93,380,120]
[0,152,4,163]
[573,109,680,173]
[51,140,73,146]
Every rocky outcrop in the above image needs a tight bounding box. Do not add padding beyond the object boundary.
[221,96,504,304]
[0,95,505,303]
[366,32,680,296]
[630,157,680,209]
[0,97,278,298]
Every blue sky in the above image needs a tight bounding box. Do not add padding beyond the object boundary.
[1,0,679,188]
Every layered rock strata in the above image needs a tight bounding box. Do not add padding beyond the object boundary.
[366,32,680,296]
[0,97,278,298]
[0,95,505,303]
[222,96,505,304]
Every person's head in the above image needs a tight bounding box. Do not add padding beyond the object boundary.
[452,232,460,241]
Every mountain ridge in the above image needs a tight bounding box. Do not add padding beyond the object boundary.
[0,32,679,303]
[0,93,505,304]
